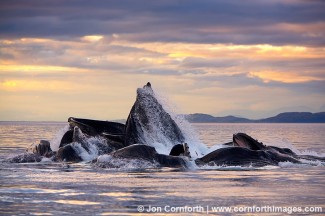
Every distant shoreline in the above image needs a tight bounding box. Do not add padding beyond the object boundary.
[1,112,325,123]
[1,121,325,124]
[185,112,325,123]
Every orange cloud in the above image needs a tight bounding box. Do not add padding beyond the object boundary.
[111,40,325,60]
[249,70,324,83]
[81,35,104,42]
[0,79,77,92]
[0,65,83,73]
[1,36,324,120]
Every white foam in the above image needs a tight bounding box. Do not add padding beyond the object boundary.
[97,154,113,163]
[40,157,53,163]
[296,150,325,157]
[193,162,278,171]
[279,160,324,168]
[70,136,108,161]
[150,142,171,155]
[50,124,70,151]
[173,114,209,157]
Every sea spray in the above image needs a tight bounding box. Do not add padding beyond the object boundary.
[70,136,112,161]
[50,124,69,151]
[50,125,112,161]
[153,87,209,157]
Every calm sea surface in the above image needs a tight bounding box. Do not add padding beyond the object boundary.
[0,122,324,215]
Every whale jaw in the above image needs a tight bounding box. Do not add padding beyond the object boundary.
[125,83,185,146]
[233,133,266,150]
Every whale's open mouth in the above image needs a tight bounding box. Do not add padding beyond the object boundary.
[233,133,265,150]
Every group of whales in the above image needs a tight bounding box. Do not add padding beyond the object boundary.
[8,82,325,168]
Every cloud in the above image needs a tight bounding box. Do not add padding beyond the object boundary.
[1,37,324,91]
[0,0,325,120]
[181,57,240,69]
[1,0,325,45]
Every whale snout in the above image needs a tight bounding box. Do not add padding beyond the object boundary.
[233,133,265,150]
[233,133,246,148]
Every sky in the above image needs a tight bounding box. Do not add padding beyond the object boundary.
[0,0,325,121]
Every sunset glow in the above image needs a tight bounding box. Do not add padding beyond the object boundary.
[0,0,324,120]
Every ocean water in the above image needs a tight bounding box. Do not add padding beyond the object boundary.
[0,122,324,215]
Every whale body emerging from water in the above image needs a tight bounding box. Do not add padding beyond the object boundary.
[7,82,325,167]
[125,82,185,146]
[8,82,189,166]
[54,82,187,163]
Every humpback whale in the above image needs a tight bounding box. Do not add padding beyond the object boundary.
[195,146,300,167]
[95,144,188,168]
[232,133,325,163]
[14,82,188,165]
[193,133,324,167]
[7,82,325,167]
[125,82,185,146]
[60,117,126,149]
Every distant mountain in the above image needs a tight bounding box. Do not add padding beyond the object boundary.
[185,112,325,123]
[256,112,325,123]
[185,113,252,123]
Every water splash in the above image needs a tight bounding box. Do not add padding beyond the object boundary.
[153,87,208,157]
[296,149,325,157]
[70,136,111,161]
[279,160,324,168]
[128,86,184,154]
[50,124,69,151]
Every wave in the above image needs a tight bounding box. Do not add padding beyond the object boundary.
[279,160,325,168]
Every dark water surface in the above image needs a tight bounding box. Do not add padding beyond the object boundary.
[0,122,324,215]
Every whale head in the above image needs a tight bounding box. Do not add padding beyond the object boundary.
[125,82,185,147]
[233,133,266,150]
